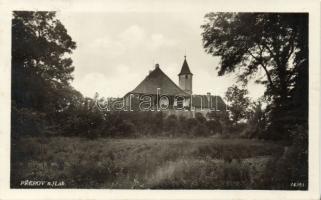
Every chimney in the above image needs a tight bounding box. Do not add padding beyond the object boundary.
[155,63,160,68]
[207,92,211,108]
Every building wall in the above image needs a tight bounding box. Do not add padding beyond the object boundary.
[124,93,191,111]
[123,93,221,119]
[161,108,213,119]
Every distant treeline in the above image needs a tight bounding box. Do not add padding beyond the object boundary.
[12,97,228,139]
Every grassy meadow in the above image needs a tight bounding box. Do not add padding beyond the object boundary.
[10,136,303,189]
[11,12,309,191]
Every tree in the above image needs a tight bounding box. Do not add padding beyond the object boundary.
[12,11,76,113]
[242,99,268,139]
[12,11,77,137]
[201,13,308,139]
[225,85,250,125]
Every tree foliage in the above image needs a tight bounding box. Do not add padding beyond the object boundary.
[225,85,251,124]
[201,13,308,139]
[242,100,268,139]
[12,11,78,138]
[12,11,76,113]
[201,13,307,97]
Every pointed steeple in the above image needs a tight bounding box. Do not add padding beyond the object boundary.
[178,55,193,94]
[178,55,193,75]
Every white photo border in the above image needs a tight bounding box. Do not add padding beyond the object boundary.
[0,0,319,199]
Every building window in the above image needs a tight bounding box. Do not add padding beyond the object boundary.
[174,97,184,109]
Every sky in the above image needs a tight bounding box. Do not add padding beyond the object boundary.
[57,11,265,100]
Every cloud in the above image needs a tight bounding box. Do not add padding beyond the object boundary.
[72,64,141,98]
[115,64,130,74]
[119,25,146,46]
[150,33,177,49]
[89,36,125,57]
[89,25,177,57]
[162,62,180,84]
[72,72,110,98]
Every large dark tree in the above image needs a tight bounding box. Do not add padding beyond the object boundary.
[12,11,76,113]
[11,11,78,137]
[201,13,308,139]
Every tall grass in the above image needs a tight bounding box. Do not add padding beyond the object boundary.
[11,137,304,189]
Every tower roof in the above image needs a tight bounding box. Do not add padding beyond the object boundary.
[178,56,193,75]
[128,64,189,96]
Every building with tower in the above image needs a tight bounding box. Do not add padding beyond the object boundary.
[123,56,226,118]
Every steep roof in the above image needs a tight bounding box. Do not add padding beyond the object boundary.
[178,56,193,75]
[128,64,189,96]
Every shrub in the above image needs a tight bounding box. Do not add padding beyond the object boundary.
[86,129,101,140]
[241,102,268,139]
[186,118,198,130]
[12,107,48,138]
[261,125,308,189]
[191,123,210,137]
[164,115,178,136]
[205,120,222,135]
[195,112,206,124]
[228,122,247,135]
[177,116,189,136]
[118,120,137,137]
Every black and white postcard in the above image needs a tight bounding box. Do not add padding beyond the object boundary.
[0,0,320,199]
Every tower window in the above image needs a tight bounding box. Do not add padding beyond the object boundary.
[185,75,188,79]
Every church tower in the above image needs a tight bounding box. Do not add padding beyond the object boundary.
[178,56,193,94]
